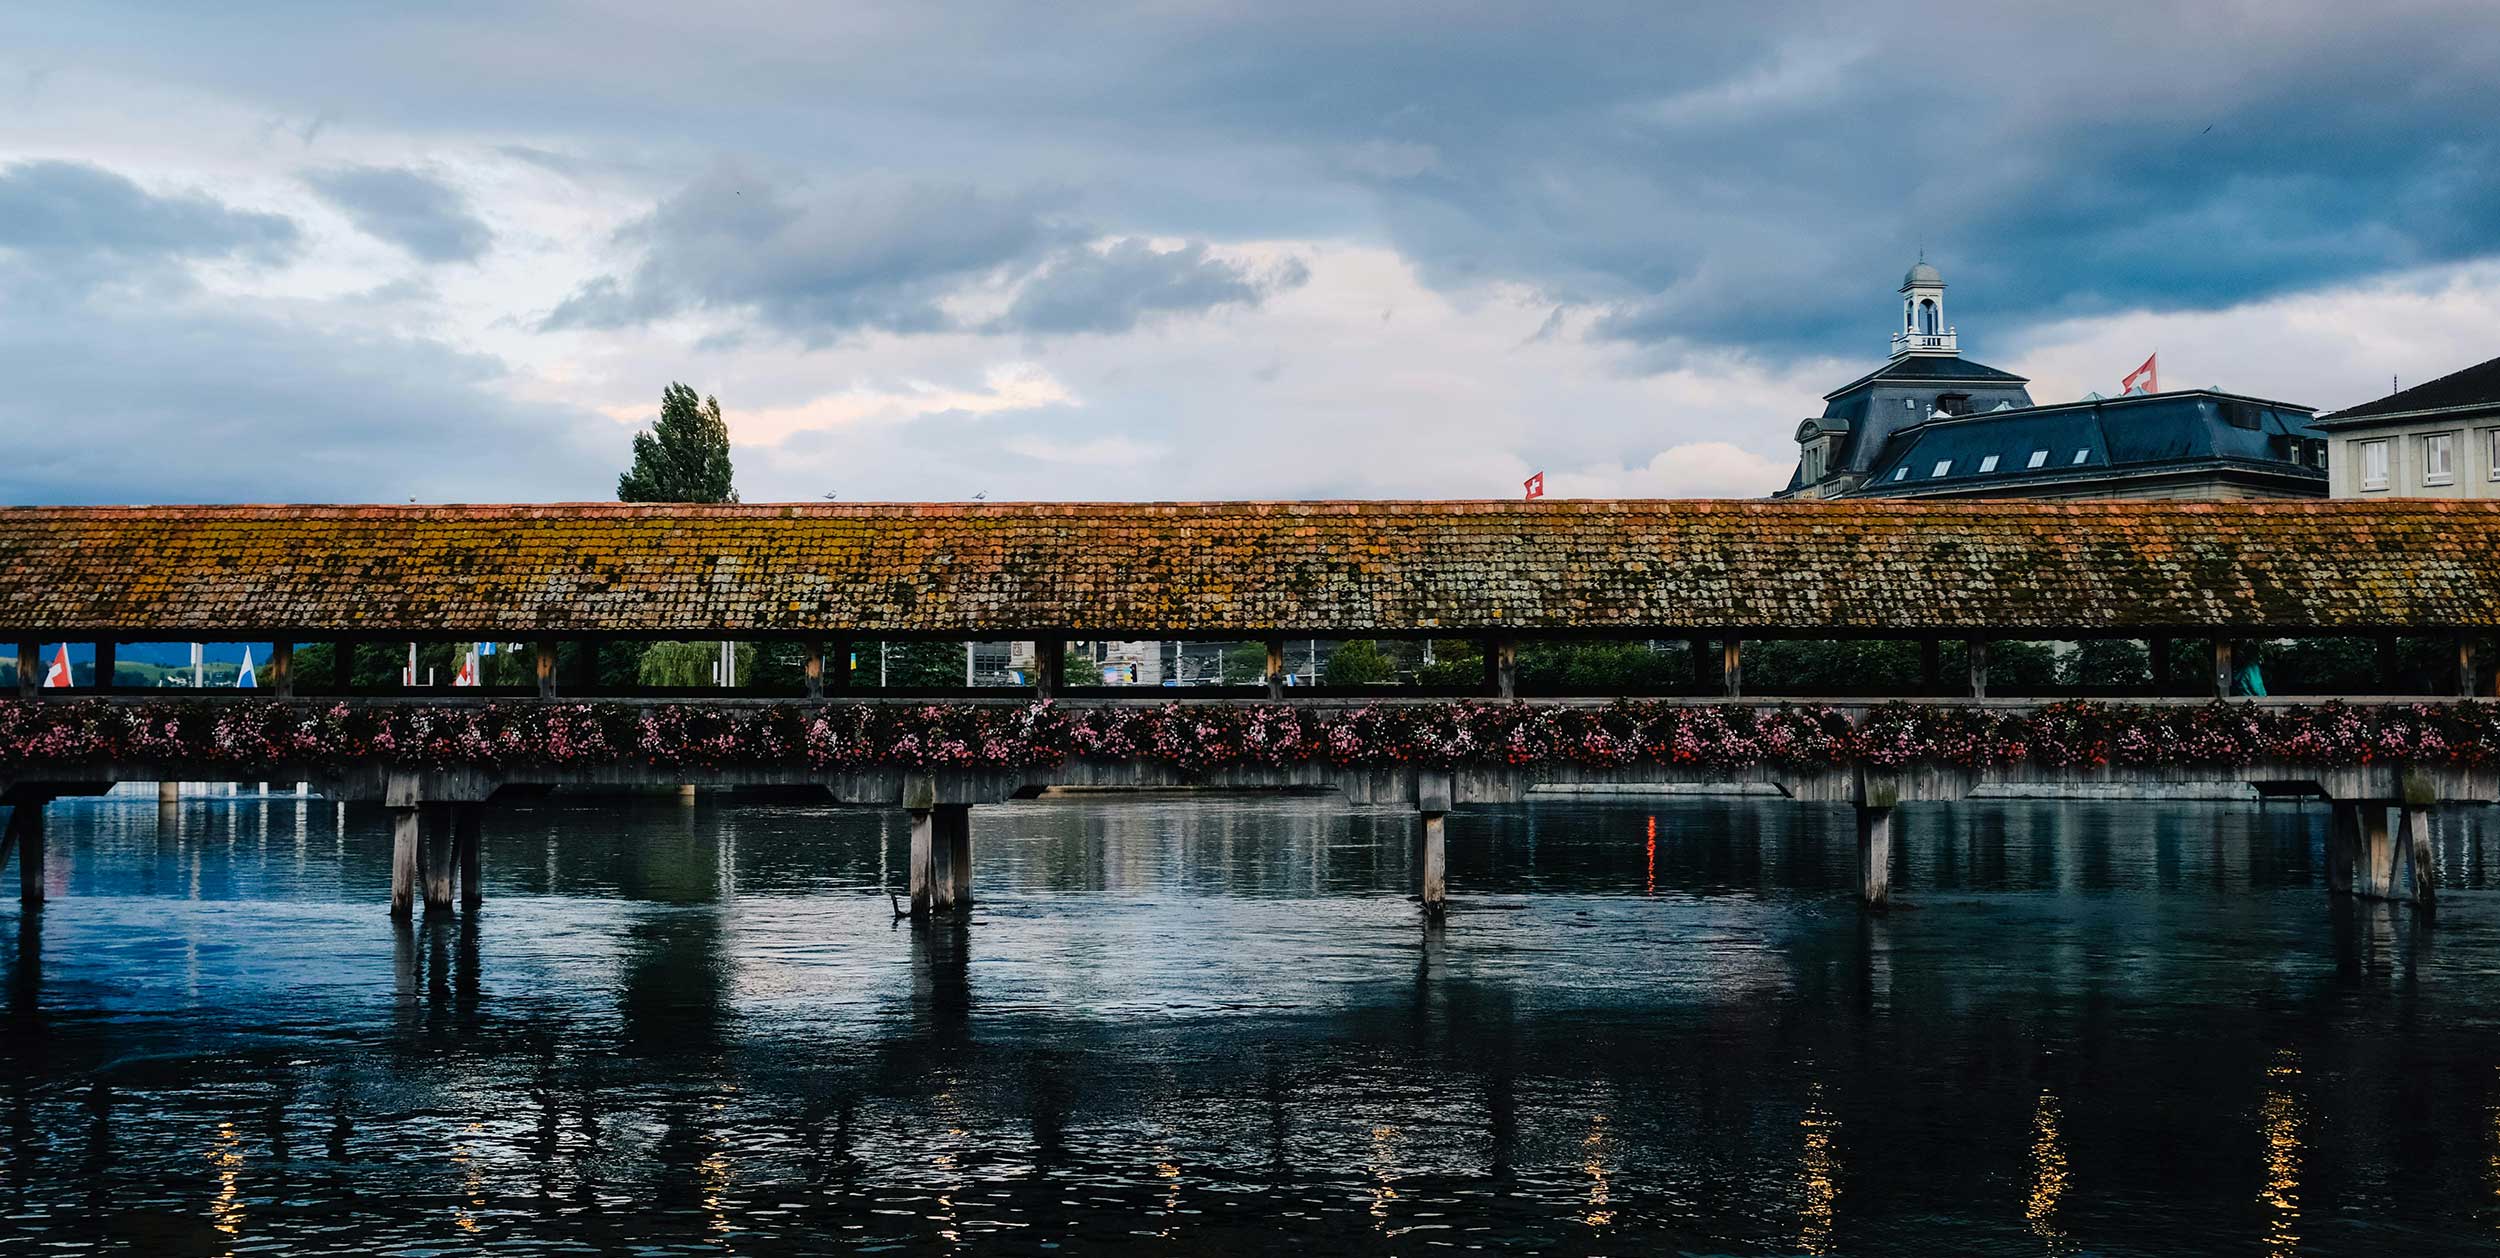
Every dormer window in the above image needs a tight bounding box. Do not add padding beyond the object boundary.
[1936,393,1972,416]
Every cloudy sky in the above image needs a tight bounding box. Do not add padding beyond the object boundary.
[4,2,2496,505]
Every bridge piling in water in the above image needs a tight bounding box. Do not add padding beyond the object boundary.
[455,803,484,910]
[389,807,420,920]
[420,803,457,913]
[1855,806,1895,909]
[940,805,973,911]
[5,798,44,906]
[1416,772,1452,917]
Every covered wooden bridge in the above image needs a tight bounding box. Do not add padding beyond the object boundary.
[2,499,2497,918]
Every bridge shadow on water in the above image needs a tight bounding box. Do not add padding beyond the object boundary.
[2,791,2499,1254]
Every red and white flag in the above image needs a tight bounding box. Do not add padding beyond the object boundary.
[1523,471,1545,500]
[2122,353,2159,396]
[43,644,72,688]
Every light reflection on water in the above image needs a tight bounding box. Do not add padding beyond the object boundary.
[3,791,2500,1253]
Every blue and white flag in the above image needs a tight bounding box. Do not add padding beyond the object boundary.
[236,646,257,688]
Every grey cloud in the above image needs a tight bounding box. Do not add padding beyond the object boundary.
[305,165,492,262]
[993,240,1307,335]
[0,160,297,282]
[546,164,1071,342]
[0,281,614,503]
[11,2,2500,368]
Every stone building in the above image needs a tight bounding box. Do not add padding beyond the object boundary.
[2316,353,2500,499]
[1778,261,2329,500]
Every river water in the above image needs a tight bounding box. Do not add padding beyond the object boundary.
[5,790,2500,1255]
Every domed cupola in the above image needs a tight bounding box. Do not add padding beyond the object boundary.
[1892,256,1956,358]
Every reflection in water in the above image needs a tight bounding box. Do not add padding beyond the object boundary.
[1,793,2498,1252]
[1799,1081,1837,1256]
[2026,1089,2069,1249]
[2259,1050,2304,1258]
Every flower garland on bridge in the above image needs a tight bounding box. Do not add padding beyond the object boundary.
[0,698,2495,775]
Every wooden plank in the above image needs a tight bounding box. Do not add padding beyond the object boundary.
[270,642,293,698]
[455,803,483,908]
[1722,638,1743,700]
[803,641,825,700]
[536,641,558,698]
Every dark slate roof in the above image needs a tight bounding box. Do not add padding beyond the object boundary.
[1848,390,2324,498]
[2317,353,2500,425]
[0,500,2495,636]
[1820,354,2030,401]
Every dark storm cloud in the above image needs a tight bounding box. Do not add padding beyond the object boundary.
[9,1,2500,367]
[304,165,492,262]
[991,241,1308,335]
[0,159,297,278]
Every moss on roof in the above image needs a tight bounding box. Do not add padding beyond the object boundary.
[0,500,2493,637]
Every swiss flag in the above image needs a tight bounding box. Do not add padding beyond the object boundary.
[42,644,72,688]
[1523,471,1545,500]
[2122,353,2159,396]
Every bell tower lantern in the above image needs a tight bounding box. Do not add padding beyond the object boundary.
[1891,257,1957,358]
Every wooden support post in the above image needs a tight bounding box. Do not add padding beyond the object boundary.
[389,807,420,919]
[1967,638,1989,700]
[1265,637,1286,700]
[1856,804,1895,910]
[1418,812,1448,918]
[1034,638,1065,701]
[1687,637,1712,693]
[16,642,36,698]
[420,803,456,912]
[94,641,117,692]
[2326,800,2359,896]
[1490,636,1518,700]
[2456,632,2478,699]
[907,808,936,917]
[157,781,178,806]
[2402,805,2436,914]
[933,804,971,911]
[1721,638,1742,700]
[2149,636,2172,696]
[270,641,293,698]
[535,640,558,698]
[11,801,44,905]
[334,642,356,693]
[455,803,483,909]
[803,641,825,700]
[2357,804,2397,900]
[1919,638,1941,695]
[2211,637,2234,700]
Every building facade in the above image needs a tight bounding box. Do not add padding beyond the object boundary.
[2316,353,2500,500]
[1778,261,2328,500]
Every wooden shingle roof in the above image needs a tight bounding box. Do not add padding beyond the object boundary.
[0,500,2494,637]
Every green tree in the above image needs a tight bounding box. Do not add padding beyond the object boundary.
[1323,639,1395,685]
[617,382,737,504]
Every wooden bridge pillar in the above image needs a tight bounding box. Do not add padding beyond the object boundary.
[1856,805,1895,910]
[455,803,484,909]
[930,805,972,912]
[803,641,825,700]
[1265,638,1285,700]
[1034,638,1066,701]
[2356,803,2398,900]
[2403,805,2437,915]
[534,641,558,698]
[5,799,46,905]
[2210,638,2235,699]
[269,642,293,698]
[1966,638,1990,700]
[2456,632,2480,699]
[1687,637,1712,693]
[15,642,34,698]
[420,803,457,913]
[905,775,938,917]
[1721,638,1743,700]
[1416,772,1451,918]
[389,806,421,919]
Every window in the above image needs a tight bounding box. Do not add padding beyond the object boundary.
[2487,429,2500,481]
[2358,439,2389,489]
[2026,449,2049,469]
[2219,400,2260,430]
[1978,454,2000,473]
[1803,445,1825,482]
[1891,465,1909,482]
[1930,459,1953,478]
[1937,393,1972,416]
[2424,432,2455,485]
[2071,449,2090,465]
